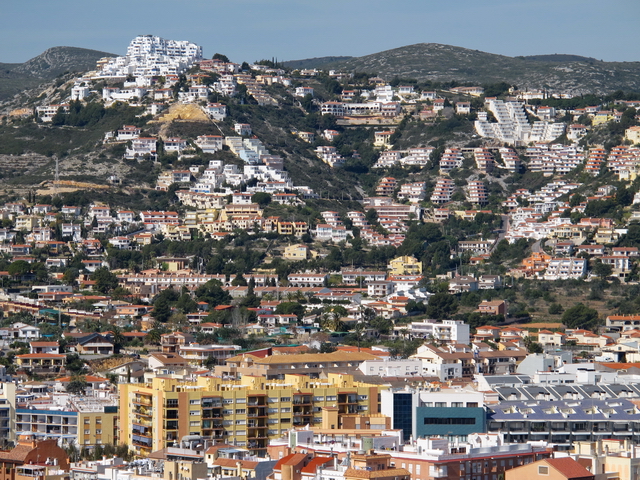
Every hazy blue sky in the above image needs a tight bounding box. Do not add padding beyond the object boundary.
[2,0,639,64]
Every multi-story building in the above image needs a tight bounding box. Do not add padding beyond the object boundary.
[98,35,202,79]
[0,383,15,446]
[404,319,470,344]
[397,182,426,203]
[430,178,456,204]
[15,390,118,447]
[475,99,531,145]
[487,398,640,449]
[381,386,486,442]
[543,257,587,280]
[376,177,397,197]
[439,148,464,173]
[119,373,383,457]
[124,137,157,160]
[465,181,488,204]
[214,351,379,380]
[473,148,494,173]
[388,256,422,276]
[500,147,522,172]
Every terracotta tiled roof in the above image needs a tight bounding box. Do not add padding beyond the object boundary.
[16,353,65,359]
[0,444,34,462]
[545,457,593,479]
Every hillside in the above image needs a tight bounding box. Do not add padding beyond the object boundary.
[316,43,640,94]
[0,46,115,101]
[282,56,353,70]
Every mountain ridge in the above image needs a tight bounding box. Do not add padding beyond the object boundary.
[0,46,115,101]
[289,43,640,94]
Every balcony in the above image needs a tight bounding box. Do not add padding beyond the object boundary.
[132,435,152,447]
[132,429,152,438]
[428,467,448,478]
[133,419,152,427]
[133,407,153,417]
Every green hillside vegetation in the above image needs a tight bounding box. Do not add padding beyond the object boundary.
[282,56,353,70]
[316,43,640,94]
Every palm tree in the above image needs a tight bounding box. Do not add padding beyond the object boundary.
[146,329,162,345]
[110,326,125,353]
[353,322,366,351]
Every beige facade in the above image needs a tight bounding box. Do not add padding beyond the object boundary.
[119,373,383,457]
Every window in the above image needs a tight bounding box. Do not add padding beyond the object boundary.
[190,411,200,416]
[84,429,90,435]
[166,399,178,407]
[236,430,246,435]
[326,396,337,401]
[268,397,278,403]
[435,402,446,408]
[467,403,478,408]
[268,419,279,424]
[235,409,246,414]
[190,421,199,427]
[235,419,246,425]
[268,408,278,414]
[451,402,463,408]
[538,466,549,475]
[222,420,233,426]
[223,409,233,415]
[95,429,102,435]
[236,398,246,404]
[313,396,324,402]
[84,419,90,425]
[416,465,420,475]
[281,408,291,413]
[95,418,102,424]
[280,397,291,403]
[189,399,201,405]
[424,418,476,425]
[223,399,233,404]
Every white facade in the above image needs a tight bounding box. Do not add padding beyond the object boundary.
[359,358,423,377]
[543,257,587,280]
[408,319,470,344]
[97,35,202,79]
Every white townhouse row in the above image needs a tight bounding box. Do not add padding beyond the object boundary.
[315,146,344,167]
[373,147,434,169]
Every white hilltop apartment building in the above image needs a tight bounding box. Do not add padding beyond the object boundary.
[96,35,202,79]
[402,319,470,344]
[475,98,565,145]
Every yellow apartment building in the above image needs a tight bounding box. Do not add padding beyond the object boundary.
[387,255,422,275]
[119,373,384,458]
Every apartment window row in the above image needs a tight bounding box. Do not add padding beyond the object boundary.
[424,417,476,425]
